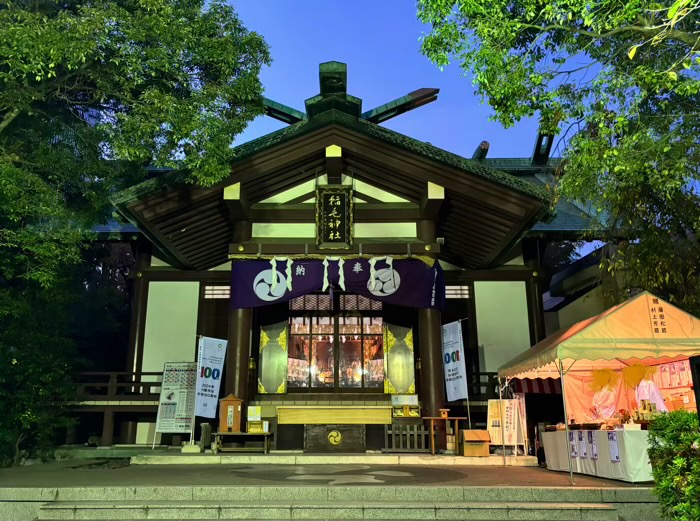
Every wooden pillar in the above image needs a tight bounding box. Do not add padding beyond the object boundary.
[126,239,151,376]
[523,239,547,344]
[101,410,114,446]
[418,307,446,419]
[417,216,446,449]
[225,308,252,403]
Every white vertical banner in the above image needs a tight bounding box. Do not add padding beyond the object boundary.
[155,362,197,433]
[441,321,469,402]
[194,336,228,418]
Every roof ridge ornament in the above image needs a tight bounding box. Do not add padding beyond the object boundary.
[263,61,439,125]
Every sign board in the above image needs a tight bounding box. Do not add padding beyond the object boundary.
[391,394,419,406]
[316,185,353,249]
[487,399,526,446]
[194,336,228,418]
[155,362,197,433]
[441,321,469,402]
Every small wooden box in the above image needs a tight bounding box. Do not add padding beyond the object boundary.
[460,430,490,457]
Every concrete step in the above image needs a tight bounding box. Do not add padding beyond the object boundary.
[38,500,619,520]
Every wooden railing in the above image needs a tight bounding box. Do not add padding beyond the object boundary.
[467,371,499,400]
[75,372,163,400]
[74,370,500,402]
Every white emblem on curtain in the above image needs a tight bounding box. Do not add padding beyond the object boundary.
[253,269,287,301]
[367,256,400,296]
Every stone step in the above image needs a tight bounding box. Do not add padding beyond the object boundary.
[0,485,656,503]
[38,500,619,520]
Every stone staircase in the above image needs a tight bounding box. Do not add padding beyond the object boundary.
[0,485,660,521]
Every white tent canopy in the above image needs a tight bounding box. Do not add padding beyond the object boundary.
[498,291,700,379]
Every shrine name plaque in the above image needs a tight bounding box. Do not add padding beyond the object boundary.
[316,185,353,249]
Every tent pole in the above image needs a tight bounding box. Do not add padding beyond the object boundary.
[498,377,506,467]
[559,359,575,486]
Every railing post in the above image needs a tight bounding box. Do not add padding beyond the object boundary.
[107,374,117,398]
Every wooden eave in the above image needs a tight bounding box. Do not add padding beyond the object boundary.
[114,122,547,270]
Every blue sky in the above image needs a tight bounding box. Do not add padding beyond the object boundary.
[230,1,542,159]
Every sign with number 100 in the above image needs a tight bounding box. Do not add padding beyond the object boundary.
[200,366,221,380]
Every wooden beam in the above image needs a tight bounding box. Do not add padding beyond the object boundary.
[229,241,440,257]
[326,144,343,184]
[223,182,249,220]
[420,182,444,219]
[443,268,542,283]
[248,203,420,223]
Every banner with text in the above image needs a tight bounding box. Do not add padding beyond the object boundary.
[155,362,197,433]
[195,336,228,418]
[441,321,469,402]
[230,257,445,310]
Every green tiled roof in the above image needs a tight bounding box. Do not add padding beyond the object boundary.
[112,109,549,207]
[518,174,598,233]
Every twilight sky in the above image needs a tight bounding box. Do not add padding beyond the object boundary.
[230,0,543,159]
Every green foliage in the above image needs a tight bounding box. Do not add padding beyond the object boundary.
[0,0,270,464]
[647,411,700,521]
[0,277,79,466]
[418,0,700,313]
[0,0,270,288]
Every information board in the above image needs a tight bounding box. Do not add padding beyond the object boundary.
[155,362,197,433]
[487,399,525,446]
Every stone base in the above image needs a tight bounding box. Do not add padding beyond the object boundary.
[180,445,203,454]
[131,453,539,466]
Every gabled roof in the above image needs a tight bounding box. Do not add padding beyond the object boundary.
[111,62,557,270]
[484,158,598,236]
[113,109,547,209]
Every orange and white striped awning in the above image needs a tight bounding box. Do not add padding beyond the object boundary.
[511,378,562,394]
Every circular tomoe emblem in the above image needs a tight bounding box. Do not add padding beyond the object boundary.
[328,430,342,445]
[367,268,401,297]
[252,269,287,302]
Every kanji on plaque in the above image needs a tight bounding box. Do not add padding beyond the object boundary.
[316,185,353,249]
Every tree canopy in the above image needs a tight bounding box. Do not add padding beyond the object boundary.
[0,0,270,289]
[418,0,700,312]
[0,0,270,463]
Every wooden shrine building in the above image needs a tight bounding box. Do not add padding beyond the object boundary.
[78,61,595,451]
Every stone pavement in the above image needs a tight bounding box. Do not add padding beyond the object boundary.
[0,459,644,488]
[0,461,660,520]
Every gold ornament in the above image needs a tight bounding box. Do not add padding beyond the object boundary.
[404,329,414,351]
[277,328,287,352]
[385,327,396,353]
[259,329,270,351]
[328,430,342,445]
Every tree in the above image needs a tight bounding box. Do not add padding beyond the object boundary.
[0,0,270,463]
[418,0,700,313]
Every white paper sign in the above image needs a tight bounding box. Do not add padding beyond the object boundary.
[569,431,578,457]
[578,431,587,458]
[588,431,598,460]
[487,399,522,446]
[608,431,621,462]
[441,321,469,402]
[155,362,197,433]
[194,336,228,418]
